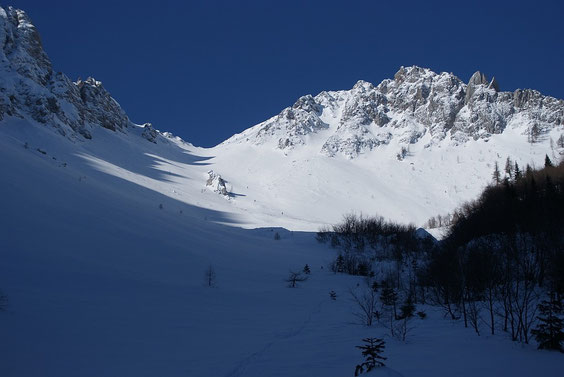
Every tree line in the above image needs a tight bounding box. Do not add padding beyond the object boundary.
[318,158,564,351]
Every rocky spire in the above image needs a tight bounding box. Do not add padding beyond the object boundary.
[465,71,491,104]
[488,77,500,92]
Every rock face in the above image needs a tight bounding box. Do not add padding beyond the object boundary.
[141,123,158,143]
[0,6,133,139]
[206,170,229,197]
[226,66,564,158]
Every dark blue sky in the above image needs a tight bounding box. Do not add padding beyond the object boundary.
[8,0,564,147]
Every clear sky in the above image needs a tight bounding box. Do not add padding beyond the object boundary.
[7,0,564,147]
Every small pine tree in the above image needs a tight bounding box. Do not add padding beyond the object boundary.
[354,338,386,375]
[399,295,416,319]
[336,254,345,273]
[514,161,522,181]
[545,154,554,168]
[329,290,337,300]
[531,293,564,352]
[204,264,216,287]
[525,164,534,179]
[274,232,281,240]
[303,264,311,275]
[492,161,501,185]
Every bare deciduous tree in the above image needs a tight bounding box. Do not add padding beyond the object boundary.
[349,284,378,326]
[286,271,308,288]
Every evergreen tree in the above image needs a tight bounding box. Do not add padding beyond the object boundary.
[514,161,522,181]
[335,254,345,273]
[354,338,386,375]
[531,293,564,352]
[525,164,534,179]
[303,264,311,275]
[204,264,216,287]
[399,295,416,319]
[492,162,501,184]
[545,154,554,168]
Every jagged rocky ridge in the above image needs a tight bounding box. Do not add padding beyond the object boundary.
[227,67,564,158]
[0,6,159,141]
[1,5,563,161]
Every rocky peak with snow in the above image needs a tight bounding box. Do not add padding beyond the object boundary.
[1,5,563,161]
[0,6,137,140]
[226,65,564,158]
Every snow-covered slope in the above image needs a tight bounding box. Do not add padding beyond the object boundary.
[1,6,563,377]
[3,123,563,377]
[1,6,563,230]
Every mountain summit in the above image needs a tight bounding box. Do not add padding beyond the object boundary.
[0,6,138,140]
[1,5,563,161]
[225,65,563,158]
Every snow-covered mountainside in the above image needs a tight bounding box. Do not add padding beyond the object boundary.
[1,7,563,377]
[1,4,563,232]
[209,69,564,228]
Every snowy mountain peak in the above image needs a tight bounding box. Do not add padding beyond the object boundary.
[393,65,435,84]
[225,65,564,158]
[0,6,157,141]
[0,6,52,85]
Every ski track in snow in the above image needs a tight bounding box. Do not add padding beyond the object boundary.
[223,299,325,377]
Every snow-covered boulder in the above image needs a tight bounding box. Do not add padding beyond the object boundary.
[206,170,229,197]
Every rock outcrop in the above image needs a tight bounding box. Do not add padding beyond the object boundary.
[0,6,136,139]
[206,170,229,197]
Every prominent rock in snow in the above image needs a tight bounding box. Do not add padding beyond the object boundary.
[141,123,158,143]
[206,170,229,197]
[225,66,564,158]
[0,6,145,140]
